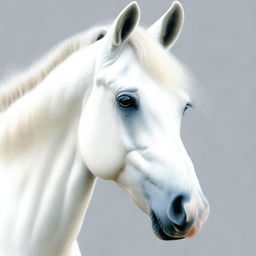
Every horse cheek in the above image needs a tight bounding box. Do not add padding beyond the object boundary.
[78,99,126,180]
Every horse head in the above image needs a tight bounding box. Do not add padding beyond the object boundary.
[78,1,209,240]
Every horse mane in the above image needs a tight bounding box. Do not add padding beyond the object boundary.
[0,27,107,112]
[130,27,190,93]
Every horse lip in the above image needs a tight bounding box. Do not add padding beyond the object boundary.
[150,210,185,241]
[155,227,185,241]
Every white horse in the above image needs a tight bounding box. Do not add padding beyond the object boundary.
[0,1,209,255]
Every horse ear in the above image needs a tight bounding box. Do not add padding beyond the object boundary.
[111,1,140,46]
[148,1,184,49]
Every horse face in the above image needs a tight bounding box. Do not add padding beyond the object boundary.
[78,1,209,240]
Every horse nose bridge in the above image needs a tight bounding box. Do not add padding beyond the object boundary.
[148,141,193,172]
[155,135,195,174]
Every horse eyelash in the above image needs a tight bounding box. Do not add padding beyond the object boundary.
[186,103,193,109]
[183,102,193,114]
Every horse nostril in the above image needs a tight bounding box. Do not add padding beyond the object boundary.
[173,195,184,216]
[167,194,188,229]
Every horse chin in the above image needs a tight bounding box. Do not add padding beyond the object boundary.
[150,210,185,241]
[154,228,185,241]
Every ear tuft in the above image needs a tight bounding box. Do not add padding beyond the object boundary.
[113,1,140,46]
[148,1,184,49]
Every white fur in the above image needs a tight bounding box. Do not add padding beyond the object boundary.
[0,2,208,255]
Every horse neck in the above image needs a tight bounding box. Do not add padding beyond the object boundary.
[0,44,98,255]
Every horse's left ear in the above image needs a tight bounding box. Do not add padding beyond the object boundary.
[148,1,184,49]
[111,1,140,47]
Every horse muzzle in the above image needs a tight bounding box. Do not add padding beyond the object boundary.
[149,193,209,240]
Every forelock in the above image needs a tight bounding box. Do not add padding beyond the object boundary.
[129,27,190,94]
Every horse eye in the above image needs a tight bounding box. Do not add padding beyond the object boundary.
[183,103,193,114]
[96,33,105,41]
[117,95,137,109]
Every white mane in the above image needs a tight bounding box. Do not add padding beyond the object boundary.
[130,27,189,92]
[0,27,107,112]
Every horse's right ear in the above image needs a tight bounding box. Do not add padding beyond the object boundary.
[108,1,140,48]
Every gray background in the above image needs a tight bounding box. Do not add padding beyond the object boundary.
[0,0,255,255]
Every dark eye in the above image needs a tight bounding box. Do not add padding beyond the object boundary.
[117,94,137,109]
[95,32,105,41]
[183,103,193,115]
